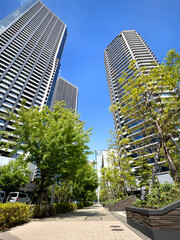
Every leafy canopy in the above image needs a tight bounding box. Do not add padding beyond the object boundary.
[0,101,92,202]
[0,159,30,194]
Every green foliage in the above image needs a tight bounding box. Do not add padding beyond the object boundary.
[100,131,136,201]
[134,157,153,189]
[31,204,52,218]
[47,162,98,204]
[0,159,30,194]
[0,101,92,203]
[76,203,84,209]
[100,196,125,207]
[31,202,78,218]
[73,162,98,203]
[133,182,180,208]
[48,180,72,203]
[55,202,77,214]
[83,202,93,207]
[0,203,31,230]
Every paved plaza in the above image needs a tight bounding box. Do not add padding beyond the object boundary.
[0,204,148,240]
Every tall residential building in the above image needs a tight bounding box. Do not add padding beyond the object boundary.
[50,77,78,111]
[95,150,111,201]
[104,30,173,183]
[0,0,67,160]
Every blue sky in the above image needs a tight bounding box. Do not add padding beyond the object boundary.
[0,0,180,159]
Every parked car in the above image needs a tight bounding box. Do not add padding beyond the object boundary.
[7,192,30,204]
[0,191,6,203]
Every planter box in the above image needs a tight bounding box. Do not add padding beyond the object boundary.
[126,199,180,240]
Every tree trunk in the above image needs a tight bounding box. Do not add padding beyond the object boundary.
[71,182,75,203]
[151,141,161,185]
[37,175,45,204]
[168,133,180,152]
[155,120,179,183]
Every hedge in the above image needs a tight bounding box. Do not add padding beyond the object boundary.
[0,201,92,230]
[0,202,31,230]
[31,202,78,218]
[76,203,84,209]
[84,202,93,207]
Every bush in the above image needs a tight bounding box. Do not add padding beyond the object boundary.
[0,203,31,230]
[31,202,77,218]
[84,202,93,207]
[31,204,55,218]
[55,202,77,214]
[76,203,84,209]
[133,182,180,208]
[100,196,126,207]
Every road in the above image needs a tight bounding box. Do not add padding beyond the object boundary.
[0,204,146,240]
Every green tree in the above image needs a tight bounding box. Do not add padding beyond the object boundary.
[110,50,180,183]
[134,155,152,190]
[99,167,110,201]
[0,101,92,203]
[100,131,136,200]
[60,148,90,202]
[73,162,98,203]
[99,167,115,200]
[48,180,72,203]
[0,159,30,194]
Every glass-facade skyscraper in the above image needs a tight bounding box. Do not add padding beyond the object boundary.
[104,30,172,182]
[0,0,67,159]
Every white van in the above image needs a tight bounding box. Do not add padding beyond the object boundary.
[7,192,30,204]
[0,191,6,203]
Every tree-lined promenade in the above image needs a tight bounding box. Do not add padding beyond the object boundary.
[0,204,144,240]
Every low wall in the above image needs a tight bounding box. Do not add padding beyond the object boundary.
[109,195,136,211]
[126,199,180,240]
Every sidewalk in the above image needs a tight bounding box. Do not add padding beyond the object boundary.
[0,204,146,240]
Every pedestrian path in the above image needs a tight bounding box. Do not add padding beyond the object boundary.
[0,204,144,240]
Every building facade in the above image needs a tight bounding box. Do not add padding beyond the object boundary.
[50,77,78,111]
[104,30,173,183]
[95,150,111,201]
[0,0,67,160]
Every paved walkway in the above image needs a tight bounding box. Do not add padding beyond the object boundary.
[0,204,144,240]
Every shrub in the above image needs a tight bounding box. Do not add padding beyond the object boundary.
[76,203,84,209]
[0,203,31,230]
[55,202,77,214]
[133,182,180,208]
[84,202,93,207]
[100,196,126,207]
[30,204,56,218]
[31,202,77,218]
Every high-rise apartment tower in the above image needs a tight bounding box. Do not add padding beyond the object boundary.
[50,77,78,111]
[0,0,67,159]
[104,30,157,133]
[104,30,172,181]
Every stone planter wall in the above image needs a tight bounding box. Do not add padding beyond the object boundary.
[126,199,180,240]
[109,195,136,211]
